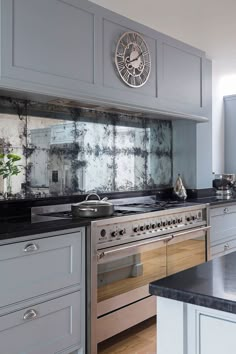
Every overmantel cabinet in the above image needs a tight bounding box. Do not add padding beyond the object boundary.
[0,0,208,121]
[0,228,85,354]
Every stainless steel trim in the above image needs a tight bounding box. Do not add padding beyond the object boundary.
[97,296,156,343]
[172,226,211,238]
[91,204,208,228]
[97,234,172,261]
[97,285,150,317]
[23,243,39,253]
[23,309,38,320]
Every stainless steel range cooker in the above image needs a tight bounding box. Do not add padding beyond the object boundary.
[32,196,210,354]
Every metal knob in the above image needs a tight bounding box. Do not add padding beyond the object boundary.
[23,243,39,253]
[224,243,229,250]
[23,309,38,321]
[224,208,229,214]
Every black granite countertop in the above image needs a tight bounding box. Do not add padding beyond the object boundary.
[149,252,236,314]
[0,216,91,242]
[189,195,236,206]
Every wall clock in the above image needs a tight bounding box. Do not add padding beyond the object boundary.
[115,31,151,88]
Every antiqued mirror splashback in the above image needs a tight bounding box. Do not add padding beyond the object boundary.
[0,96,172,199]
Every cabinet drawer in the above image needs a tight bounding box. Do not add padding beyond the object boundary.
[0,232,82,308]
[210,205,236,245]
[0,292,81,354]
[211,238,236,258]
[210,204,236,217]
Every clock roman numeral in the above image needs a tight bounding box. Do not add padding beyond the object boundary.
[130,76,136,86]
[123,70,130,82]
[117,60,125,72]
[143,66,150,78]
[131,32,137,43]
[117,52,124,59]
[136,76,143,86]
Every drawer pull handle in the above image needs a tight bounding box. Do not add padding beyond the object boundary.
[224,243,230,250]
[23,243,39,253]
[23,309,38,321]
[224,208,229,214]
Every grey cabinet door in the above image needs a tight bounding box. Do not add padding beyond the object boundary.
[0,232,82,308]
[1,0,96,93]
[0,292,81,354]
[157,38,206,117]
[224,95,236,173]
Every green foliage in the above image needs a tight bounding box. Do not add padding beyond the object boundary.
[0,153,22,179]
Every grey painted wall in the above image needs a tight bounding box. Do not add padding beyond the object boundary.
[172,59,212,189]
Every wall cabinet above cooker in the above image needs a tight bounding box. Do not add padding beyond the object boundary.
[0,0,208,121]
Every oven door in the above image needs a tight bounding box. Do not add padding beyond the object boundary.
[167,226,210,276]
[96,234,172,318]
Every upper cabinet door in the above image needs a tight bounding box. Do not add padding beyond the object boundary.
[157,38,206,117]
[0,0,208,121]
[1,0,97,93]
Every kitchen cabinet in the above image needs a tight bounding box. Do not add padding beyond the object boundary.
[224,95,236,173]
[210,203,236,259]
[0,0,208,121]
[0,228,85,354]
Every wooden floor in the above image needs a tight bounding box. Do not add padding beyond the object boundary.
[98,316,156,354]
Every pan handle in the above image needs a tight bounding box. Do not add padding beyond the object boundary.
[78,208,98,212]
[86,193,101,201]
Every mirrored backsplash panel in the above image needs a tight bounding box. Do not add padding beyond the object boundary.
[0,96,172,199]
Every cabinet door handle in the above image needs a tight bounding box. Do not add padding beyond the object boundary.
[23,243,39,253]
[224,243,229,250]
[224,208,229,214]
[23,309,38,321]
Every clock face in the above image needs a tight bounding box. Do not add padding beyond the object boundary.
[115,31,151,88]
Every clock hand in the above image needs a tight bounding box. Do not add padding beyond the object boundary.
[129,51,143,63]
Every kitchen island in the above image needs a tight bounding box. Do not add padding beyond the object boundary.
[149,252,236,354]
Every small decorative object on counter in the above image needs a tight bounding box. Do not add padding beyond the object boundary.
[173,174,187,200]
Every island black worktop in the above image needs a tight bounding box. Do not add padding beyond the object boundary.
[149,252,236,314]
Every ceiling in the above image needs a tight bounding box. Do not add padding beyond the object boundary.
[91,0,236,69]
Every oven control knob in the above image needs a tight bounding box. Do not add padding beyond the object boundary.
[119,230,125,236]
[186,217,190,222]
[152,224,156,229]
[111,231,117,237]
[140,226,144,231]
[172,220,176,225]
[133,227,138,233]
[100,229,106,237]
[146,225,150,230]
[162,221,166,227]
[168,220,172,226]
[157,222,161,228]
[178,218,182,223]
[192,216,195,220]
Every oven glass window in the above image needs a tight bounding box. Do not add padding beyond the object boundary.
[167,235,206,276]
[97,245,166,303]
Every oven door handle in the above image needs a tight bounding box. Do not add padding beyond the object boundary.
[97,235,173,261]
[172,225,211,238]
